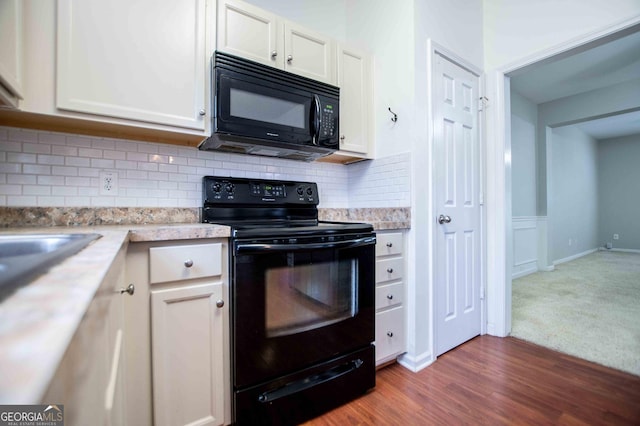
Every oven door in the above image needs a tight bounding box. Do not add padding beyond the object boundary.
[232,233,375,389]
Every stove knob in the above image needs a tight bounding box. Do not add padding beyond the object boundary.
[212,183,222,193]
[306,187,313,196]
[225,183,235,193]
[297,186,304,196]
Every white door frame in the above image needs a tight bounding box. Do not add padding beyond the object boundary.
[485,16,640,337]
[428,40,487,354]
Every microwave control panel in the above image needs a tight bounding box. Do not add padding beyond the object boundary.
[320,103,337,138]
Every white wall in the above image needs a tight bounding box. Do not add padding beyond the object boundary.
[345,0,415,159]
[483,0,640,70]
[549,126,599,263]
[510,90,537,217]
[598,134,640,250]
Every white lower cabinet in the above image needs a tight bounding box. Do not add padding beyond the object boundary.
[151,282,225,426]
[124,239,230,426]
[374,231,406,365]
[43,248,127,426]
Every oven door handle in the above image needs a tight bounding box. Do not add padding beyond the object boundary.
[236,236,376,253]
[258,358,364,404]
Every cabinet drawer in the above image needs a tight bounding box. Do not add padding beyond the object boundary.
[376,233,403,257]
[376,257,404,283]
[375,307,405,362]
[149,243,222,284]
[376,282,403,310]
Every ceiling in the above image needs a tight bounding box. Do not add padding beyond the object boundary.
[510,29,640,140]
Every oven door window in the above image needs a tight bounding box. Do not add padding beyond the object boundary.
[265,253,357,338]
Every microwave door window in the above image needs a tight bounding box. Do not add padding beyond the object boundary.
[230,88,306,129]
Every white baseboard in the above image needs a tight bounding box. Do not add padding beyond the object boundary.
[553,248,598,266]
[609,248,640,254]
[397,351,434,372]
[512,264,538,279]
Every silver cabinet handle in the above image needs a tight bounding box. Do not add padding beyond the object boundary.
[386,294,393,300]
[287,55,293,64]
[386,242,393,248]
[438,214,452,224]
[198,109,206,116]
[340,135,345,141]
[386,267,393,273]
[120,284,135,296]
[387,331,393,337]
[184,259,194,268]
[271,50,277,59]
[216,299,224,308]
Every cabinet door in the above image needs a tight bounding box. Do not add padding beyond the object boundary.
[217,0,282,68]
[337,45,372,155]
[151,282,225,426]
[0,0,23,107]
[284,21,335,84]
[56,0,206,130]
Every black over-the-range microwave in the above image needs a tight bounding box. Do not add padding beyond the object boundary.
[199,51,340,162]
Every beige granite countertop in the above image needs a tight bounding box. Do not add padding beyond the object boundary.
[0,223,230,404]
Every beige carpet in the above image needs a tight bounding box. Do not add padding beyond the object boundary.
[511,250,640,376]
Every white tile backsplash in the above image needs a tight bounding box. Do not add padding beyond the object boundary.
[0,126,411,209]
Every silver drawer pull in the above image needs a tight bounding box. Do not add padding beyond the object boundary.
[386,267,393,273]
[387,331,393,337]
[216,299,224,308]
[386,294,393,300]
[184,259,194,268]
[386,242,393,248]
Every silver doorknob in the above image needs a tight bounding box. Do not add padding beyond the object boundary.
[438,214,452,224]
[120,284,135,296]
[184,259,194,268]
[198,109,206,116]
[271,50,277,59]
[216,299,224,308]
[287,55,293,64]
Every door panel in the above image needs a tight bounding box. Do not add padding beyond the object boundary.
[434,53,482,356]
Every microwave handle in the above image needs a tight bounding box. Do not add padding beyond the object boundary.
[311,94,321,145]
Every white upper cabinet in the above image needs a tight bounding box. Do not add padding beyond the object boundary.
[56,0,208,131]
[217,0,281,68]
[284,21,335,84]
[217,0,336,85]
[336,44,373,157]
[0,0,24,107]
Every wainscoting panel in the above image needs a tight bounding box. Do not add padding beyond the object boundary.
[513,217,538,278]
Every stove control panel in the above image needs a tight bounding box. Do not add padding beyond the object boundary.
[203,176,318,205]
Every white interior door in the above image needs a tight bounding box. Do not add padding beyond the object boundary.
[434,52,482,356]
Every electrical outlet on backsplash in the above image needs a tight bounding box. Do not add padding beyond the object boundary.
[0,126,411,209]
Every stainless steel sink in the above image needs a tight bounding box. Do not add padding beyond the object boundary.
[0,233,102,300]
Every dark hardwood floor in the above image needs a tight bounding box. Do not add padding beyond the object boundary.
[303,336,640,425]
